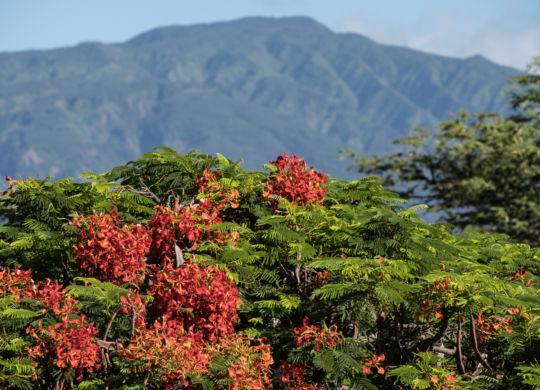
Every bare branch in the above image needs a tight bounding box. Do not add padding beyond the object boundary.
[412,310,449,353]
[433,345,456,355]
[470,313,492,370]
[174,242,185,267]
[295,225,303,293]
[124,178,161,204]
[103,308,120,342]
[456,312,465,374]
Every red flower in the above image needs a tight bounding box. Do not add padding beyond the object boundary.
[27,315,101,376]
[148,261,242,342]
[511,267,533,286]
[415,279,452,322]
[263,152,327,206]
[0,266,33,298]
[475,312,514,341]
[292,317,341,351]
[72,207,151,285]
[196,168,240,209]
[362,354,385,376]
[123,300,272,388]
[281,360,320,390]
[148,200,232,258]
[24,279,78,316]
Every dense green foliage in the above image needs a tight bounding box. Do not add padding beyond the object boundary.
[0,17,517,180]
[0,148,539,389]
[346,59,540,246]
[508,58,540,125]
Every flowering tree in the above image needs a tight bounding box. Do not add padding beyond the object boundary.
[0,149,538,389]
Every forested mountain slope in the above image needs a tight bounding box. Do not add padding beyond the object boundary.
[0,16,517,179]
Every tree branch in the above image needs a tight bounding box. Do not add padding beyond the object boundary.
[174,242,185,268]
[376,309,386,356]
[470,313,492,370]
[433,345,456,355]
[99,308,118,373]
[124,178,161,204]
[412,311,449,353]
[294,224,303,293]
[456,312,465,374]
[103,308,120,342]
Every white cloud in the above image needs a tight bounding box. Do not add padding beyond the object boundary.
[335,11,540,70]
[461,21,540,70]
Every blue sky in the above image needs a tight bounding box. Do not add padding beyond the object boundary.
[2,0,539,69]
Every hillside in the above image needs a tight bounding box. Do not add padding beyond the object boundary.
[0,16,518,179]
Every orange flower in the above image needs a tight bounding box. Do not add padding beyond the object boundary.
[444,375,455,385]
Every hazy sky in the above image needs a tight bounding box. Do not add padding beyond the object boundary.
[2,0,539,69]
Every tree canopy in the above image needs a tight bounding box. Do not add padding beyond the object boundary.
[0,148,539,389]
[344,58,540,246]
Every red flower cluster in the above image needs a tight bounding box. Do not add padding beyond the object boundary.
[475,313,512,343]
[119,259,270,388]
[66,193,264,386]
[0,267,101,380]
[1,175,17,196]
[124,319,272,389]
[292,317,341,351]
[24,279,78,316]
[415,279,452,322]
[511,267,533,286]
[119,290,147,328]
[426,278,452,294]
[148,199,232,255]
[148,262,242,342]
[310,271,330,289]
[72,207,151,285]
[102,246,271,389]
[189,199,229,244]
[215,333,273,390]
[0,266,33,298]
[196,168,240,210]
[148,204,200,255]
[122,319,210,388]
[27,315,101,379]
[281,361,320,390]
[430,374,456,389]
[362,354,385,375]
[263,152,327,206]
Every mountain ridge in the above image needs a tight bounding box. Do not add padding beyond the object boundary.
[0,16,519,180]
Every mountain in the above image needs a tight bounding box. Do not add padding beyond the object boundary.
[0,16,519,180]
